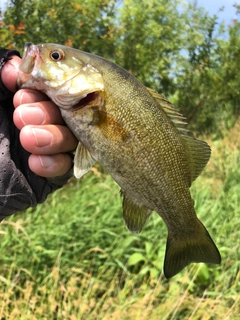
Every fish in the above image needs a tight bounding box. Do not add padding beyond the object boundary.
[17,42,221,278]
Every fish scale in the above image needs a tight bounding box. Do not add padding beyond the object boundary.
[17,42,221,278]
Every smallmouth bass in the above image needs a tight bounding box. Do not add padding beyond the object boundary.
[17,43,221,278]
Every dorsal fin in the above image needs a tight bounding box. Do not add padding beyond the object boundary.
[147,88,189,135]
[147,87,211,183]
[181,135,211,183]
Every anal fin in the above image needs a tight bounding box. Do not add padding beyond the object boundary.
[122,192,152,234]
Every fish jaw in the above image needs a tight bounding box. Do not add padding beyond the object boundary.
[19,42,38,73]
[17,42,42,89]
[17,42,60,92]
[17,43,105,109]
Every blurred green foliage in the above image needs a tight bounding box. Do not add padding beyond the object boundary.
[0,2,239,318]
[0,128,239,318]
[1,0,240,136]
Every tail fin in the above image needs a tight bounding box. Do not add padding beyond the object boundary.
[164,221,221,279]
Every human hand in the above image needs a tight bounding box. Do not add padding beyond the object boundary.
[2,56,78,178]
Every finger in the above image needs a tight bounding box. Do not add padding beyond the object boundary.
[13,89,49,107]
[1,56,21,92]
[13,101,64,130]
[28,153,73,177]
[19,124,78,155]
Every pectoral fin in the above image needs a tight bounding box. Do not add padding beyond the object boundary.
[122,192,152,234]
[74,142,96,178]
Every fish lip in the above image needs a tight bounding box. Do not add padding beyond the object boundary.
[19,42,39,73]
[21,42,34,60]
[17,43,40,88]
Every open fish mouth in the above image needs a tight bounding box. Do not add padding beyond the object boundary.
[72,91,103,111]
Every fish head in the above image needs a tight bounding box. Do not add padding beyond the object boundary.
[17,43,104,109]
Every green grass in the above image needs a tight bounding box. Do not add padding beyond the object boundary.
[0,127,239,319]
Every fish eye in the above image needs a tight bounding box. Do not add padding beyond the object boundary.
[50,50,64,61]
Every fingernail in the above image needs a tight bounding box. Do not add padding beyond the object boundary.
[20,107,45,125]
[19,90,41,105]
[38,155,54,168]
[19,91,26,105]
[31,128,53,147]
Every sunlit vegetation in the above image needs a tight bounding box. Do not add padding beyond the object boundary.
[0,0,239,318]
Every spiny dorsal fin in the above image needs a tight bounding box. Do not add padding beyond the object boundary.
[121,191,152,234]
[147,88,189,135]
[147,87,211,183]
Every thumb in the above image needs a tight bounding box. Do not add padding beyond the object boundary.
[1,56,22,92]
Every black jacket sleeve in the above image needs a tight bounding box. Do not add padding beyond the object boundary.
[0,48,73,220]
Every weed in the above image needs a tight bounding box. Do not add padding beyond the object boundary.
[0,130,239,319]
